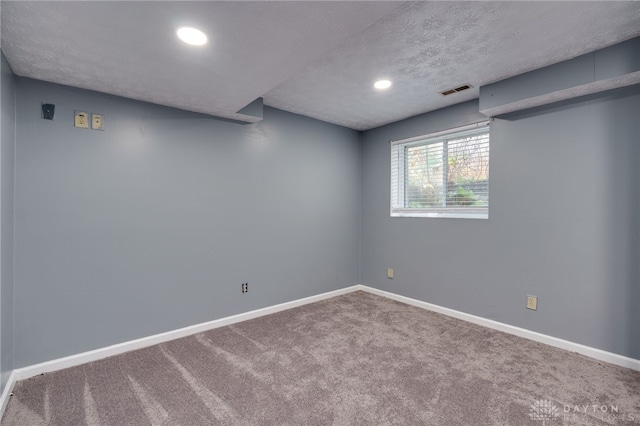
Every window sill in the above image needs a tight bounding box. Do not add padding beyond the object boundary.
[390,209,488,219]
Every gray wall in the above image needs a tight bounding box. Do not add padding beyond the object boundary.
[14,78,361,367]
[7,72,640,368]
[361,91,640,359]
[1,52,16,392]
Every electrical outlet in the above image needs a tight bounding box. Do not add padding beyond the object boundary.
[241,283,248,294]
[74,111,89,129]
[91,113,104,130]
[387,268,394,279]
[526,295,537,310]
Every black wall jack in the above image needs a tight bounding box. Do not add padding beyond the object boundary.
[42,103,55,120]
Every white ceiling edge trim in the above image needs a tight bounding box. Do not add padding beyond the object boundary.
[480,71,640,117]
[233,115,263,124]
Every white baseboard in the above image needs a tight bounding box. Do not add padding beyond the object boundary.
[13,285,362,382]
[3,283,638,420]
[0,370,17,420]
[358,285,640,372]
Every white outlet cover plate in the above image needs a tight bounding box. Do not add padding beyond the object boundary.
[74,111,89,129]
[526,295,537,310]
[91,113,104,130]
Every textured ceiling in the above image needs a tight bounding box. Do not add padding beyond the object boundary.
[2,1,640,130]
[0,1,401,122]
[265,1,640,130]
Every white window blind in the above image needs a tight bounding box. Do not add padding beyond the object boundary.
[391,122,490,219]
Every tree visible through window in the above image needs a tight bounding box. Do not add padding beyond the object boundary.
[391,123,489,218]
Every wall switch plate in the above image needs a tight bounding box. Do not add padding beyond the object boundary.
[387,268,394,279]
[91,113,104,130]
[526,295,538,310]
[74,111,89,129]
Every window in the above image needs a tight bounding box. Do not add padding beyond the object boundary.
[391,122,490,219]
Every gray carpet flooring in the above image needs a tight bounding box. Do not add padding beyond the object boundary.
[3,291,639,425]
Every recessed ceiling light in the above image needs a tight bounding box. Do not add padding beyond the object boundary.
[177,27,208,46]
[374,80,392,90]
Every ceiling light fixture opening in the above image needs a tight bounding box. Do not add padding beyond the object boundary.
[374,79,392,90]
[177,27,208,46]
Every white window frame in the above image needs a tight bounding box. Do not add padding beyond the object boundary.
[390,121,490,219]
